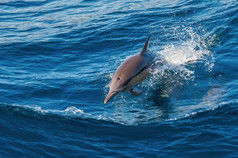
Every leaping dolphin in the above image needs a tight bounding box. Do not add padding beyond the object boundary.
[104,36,155,104]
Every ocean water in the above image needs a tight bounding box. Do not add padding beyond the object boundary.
[0,0,237,157]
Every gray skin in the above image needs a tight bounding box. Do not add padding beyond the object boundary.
[104,36,155,104]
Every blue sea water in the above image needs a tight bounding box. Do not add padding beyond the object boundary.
[0,0,238,157]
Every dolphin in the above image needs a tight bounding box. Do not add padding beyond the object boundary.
[104,36,155,104]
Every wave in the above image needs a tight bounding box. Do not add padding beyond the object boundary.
[1,90,236,127]
[0,103,115,126]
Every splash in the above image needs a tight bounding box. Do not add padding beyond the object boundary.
[148,28,214,89]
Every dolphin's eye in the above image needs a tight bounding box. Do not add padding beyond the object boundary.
[117,77,120,80]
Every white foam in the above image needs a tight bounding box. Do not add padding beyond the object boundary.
[149,28,214,84]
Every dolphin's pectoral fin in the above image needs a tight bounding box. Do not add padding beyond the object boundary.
[129,87,143,96]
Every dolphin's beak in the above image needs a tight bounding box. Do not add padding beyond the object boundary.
[104,91,117,104]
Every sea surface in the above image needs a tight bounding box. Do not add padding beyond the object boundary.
[0,0,238,157]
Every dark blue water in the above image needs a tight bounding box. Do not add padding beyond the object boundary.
[0,0,238,157]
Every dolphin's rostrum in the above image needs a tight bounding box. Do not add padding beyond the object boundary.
[104,36,155,104]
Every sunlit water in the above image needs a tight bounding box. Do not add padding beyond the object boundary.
[0,0,237,157]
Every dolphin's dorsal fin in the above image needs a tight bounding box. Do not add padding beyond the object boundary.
[140,36,151,55]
